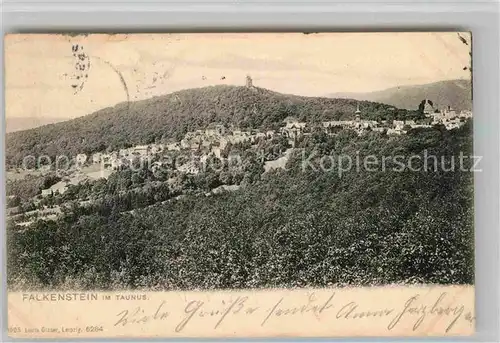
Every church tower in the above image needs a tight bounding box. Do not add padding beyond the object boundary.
[355,102,361,121]
[420,99,435,116]
[355,103,361,114]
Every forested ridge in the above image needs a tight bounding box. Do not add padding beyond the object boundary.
[6,85,419,167]
[7,121,474,290]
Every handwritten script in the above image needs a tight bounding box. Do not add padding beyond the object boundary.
[112,291,474,335]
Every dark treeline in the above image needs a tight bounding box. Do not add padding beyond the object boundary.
[7,121,473,290]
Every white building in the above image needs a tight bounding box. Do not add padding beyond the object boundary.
[166,143,181,151]
[41,189,53,197]
[444,118,464,130]
[132,145,149,156]
[459,110,473,118]
[181,136,201,150]
[92,153,102,164]
[119,148,130,157]
[323,121,354,129]
[218,137,229,150]
[393,120,405,130]
[266,130,276,138]
[111,157,125,170]
[445,122,461,130]
[254,132,266,140]
[49,181,69,195]
[282,117,307,139]
[212,147,222,159]
[150,144,164,154]
[205,124,226,137]
[387,128,404,135]
[410,124,433,129]
[177,161,200,175]
[284,118,307,130]
[76,153,87,165]
[357,120,378,129]
[434,106,458,123]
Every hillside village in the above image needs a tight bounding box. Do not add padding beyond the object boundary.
[6,98,475,288]
[30,99,472,199]
[5,73,472,229]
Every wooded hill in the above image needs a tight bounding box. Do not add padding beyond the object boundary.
[6,85,415,167]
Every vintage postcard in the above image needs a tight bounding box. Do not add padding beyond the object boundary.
[5,33,474,338]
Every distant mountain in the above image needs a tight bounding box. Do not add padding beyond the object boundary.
[6,117,65,133]
[6,85,410,167]
[327,79,472,112]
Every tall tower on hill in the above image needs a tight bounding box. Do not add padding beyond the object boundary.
[246,75,253,88]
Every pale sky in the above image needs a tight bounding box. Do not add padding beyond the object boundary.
[5,32,471,120]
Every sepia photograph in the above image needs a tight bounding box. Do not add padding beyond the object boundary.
[5,32,475,338]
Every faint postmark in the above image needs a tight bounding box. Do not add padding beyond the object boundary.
[64,42,131,111]
[69,43,90,94]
